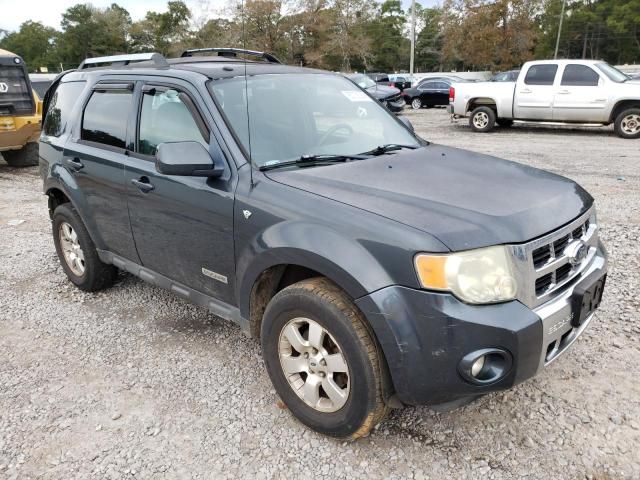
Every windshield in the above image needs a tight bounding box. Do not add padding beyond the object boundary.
[596,62,629,83]
[208,73,418,168]
[348,74,376,89]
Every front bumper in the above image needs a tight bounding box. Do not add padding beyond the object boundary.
[355,242,607,406]
[386,98,406,112]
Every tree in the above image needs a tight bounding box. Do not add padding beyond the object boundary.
[130,1,191,55]
[415,6,445,72]
[365,0,409,72]
[0,21,58,70]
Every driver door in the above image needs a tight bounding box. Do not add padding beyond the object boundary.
[124,81,237,303]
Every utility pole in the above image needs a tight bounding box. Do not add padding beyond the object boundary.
[410,0,416,82]
[554,0,567,59]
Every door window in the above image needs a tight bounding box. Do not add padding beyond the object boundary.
[419,82,436,91]
[524,65,558,86]
[561,65,600,86]
[138,88,208,156]
[81,90,132,148]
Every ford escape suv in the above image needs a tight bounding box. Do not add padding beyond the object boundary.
[40,49,608,440]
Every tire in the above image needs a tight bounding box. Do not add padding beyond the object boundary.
[469,106,496,132]
[496,119,513,128]
[614,108,640,139]
[261,277,389,440]
[52,204,117,292]
[2,142,39,167]
[411,98,422,110]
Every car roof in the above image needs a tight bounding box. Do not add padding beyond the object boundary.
[60,55,329,84]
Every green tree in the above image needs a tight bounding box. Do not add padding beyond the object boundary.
[0,21,58,70]
[130,1,191,55]
[365,0,409,72]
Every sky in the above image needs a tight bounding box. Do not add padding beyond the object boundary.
[1,0,440,33]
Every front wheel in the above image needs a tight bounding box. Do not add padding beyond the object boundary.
[261,277,388,439]
[469,106,496,133]
[614,108,640,139]
[2,142,39,167]
[411,98,422,110]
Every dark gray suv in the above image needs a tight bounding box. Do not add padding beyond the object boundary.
[40,49,608,440]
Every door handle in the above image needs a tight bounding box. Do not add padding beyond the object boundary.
[131,177,154,193]
[64,157,84,170]
[519,89,532,94]
[557,90,571,95]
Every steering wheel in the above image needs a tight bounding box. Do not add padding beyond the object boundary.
[318,124,354,146]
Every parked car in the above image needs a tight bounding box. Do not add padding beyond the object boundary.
[404,78,453,109]
[491,70,520,82]
[0,49,41,166]
[347,73,405,112]
[41,49,607,440]
[417,75,466,87]
[388,74,412,91]
[449,59,640,139]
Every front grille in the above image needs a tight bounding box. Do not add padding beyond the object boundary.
[0,66,34,116]
[509,209,598,309]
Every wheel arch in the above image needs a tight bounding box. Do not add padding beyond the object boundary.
[609,99,640,123]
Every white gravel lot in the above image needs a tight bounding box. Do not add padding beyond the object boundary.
[1,108,639,479]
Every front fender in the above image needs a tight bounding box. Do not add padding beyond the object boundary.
[236,220,393,319]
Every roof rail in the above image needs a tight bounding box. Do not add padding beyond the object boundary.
[78,52,169,70]
[180,48,281,64]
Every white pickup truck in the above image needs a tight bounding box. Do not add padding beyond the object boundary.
[449,60,640,139]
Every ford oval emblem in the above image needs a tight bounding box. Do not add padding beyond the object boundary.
[565,240,588,265]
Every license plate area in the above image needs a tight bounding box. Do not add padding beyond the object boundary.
[571,271,606,327]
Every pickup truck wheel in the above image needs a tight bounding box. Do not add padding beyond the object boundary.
[614,109,640,139]
[2,142,39,167]
[411,98,422,109]
[261,277,388,439]
[469,106,496,132]
[52,204,118,292]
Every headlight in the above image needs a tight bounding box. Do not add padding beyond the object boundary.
[414,246,517,304]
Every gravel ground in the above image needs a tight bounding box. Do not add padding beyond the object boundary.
[1,108,639,479]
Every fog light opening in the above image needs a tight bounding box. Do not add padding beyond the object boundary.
[459,349,511,385]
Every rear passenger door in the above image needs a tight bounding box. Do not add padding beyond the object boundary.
[124,81,237,303]
[553,64,607,122]
[514,64,558,120]
[60,82,140,261]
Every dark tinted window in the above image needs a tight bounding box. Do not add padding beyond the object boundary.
[43,81,86,137]
[524,65,558,86]
[420,82,437,90]
[81,90,132,148]
[436,82,449,89]
[138,89,208,156]
[561,65,600,86]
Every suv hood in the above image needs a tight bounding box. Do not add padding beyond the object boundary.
[266,145,593,251]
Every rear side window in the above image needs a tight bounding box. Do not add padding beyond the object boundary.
[43,81,86,137]
[561,65,600,86]
[524,65,558,86]
[138,89,208,156]
[81,90,132,148]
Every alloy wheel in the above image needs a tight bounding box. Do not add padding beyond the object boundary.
[621,114,640,135]
[59,221,86,276]
[473,112,489,129]
[278,317,350,413]
[411,99,422,110]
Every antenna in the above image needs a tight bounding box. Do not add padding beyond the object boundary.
[241,0,254,187]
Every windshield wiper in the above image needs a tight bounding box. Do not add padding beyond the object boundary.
[259,153,369,171]
[360,143,419,156]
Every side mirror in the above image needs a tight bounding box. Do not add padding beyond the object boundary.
[398,115,414,132]
[156,141,224,178]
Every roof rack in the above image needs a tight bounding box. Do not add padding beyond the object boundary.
[180,48,281,64]
[78,52,169,70]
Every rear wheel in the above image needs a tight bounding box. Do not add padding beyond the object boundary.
[614,108,640,139]
[469,106,496,133]
[261,277,388,439]
[2,142,39,167]
[411,98,422,110]
[52,204,117,291]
